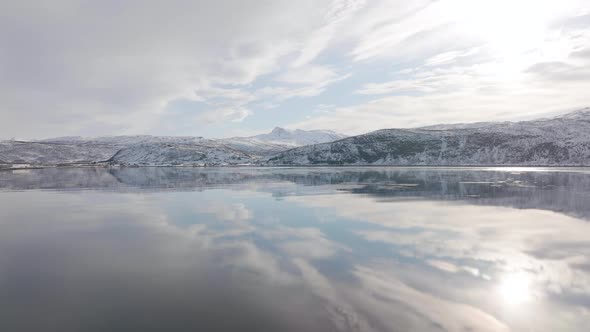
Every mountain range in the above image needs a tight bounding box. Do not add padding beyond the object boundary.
[269,108,590,166]
[1,109,590,168]
[0,128,346,167]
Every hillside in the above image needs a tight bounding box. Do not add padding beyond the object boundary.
[3,110,590,167]
[220,127,347,155]
[0,128,345,167]
[107,141,255,166]
[268,108,590,166]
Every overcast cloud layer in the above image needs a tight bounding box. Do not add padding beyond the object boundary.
[1,0,590,138]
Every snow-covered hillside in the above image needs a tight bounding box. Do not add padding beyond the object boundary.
[268,108,590,166]
[251,127,346,146]
[221,127,347,155]
[40,135,206,145]
[3,110,590,167]
[109,128,347,165]
[108,142,256,166]
[0,141,120,166]
[0,128,346,167]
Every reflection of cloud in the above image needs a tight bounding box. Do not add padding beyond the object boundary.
[0,193,353,331]
[351,266,509,332]
[202,202,252,223]
[3,174,590,331]
[282,240,339,259]
[427,259,459,273]
[263,227,348,259]
[288,193,590,302]
[293,258,369,332]
[216,241,297,285]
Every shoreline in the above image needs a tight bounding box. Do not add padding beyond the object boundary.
[2,163,590,172]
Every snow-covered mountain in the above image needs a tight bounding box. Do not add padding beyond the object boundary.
[109,128,347,165]
[220,127,347,155]
[251,127,346,146]
[0,141,120,166]
[3,110,590,167]
[108,141,255,166]
[40,135,206,145]
[0,128,346,167]
[0,136,211,166]
[268,108,590,166]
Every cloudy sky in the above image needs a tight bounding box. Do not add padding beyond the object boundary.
[2,0,590,139]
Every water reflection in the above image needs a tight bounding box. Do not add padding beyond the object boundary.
[498,273,531,305]
[0,167,589,331]
[3,167,590,220]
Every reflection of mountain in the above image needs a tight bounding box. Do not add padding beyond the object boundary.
[1,167,590,220]
[339,170,590,222]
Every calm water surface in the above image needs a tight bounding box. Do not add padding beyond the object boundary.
[1,167,590,331]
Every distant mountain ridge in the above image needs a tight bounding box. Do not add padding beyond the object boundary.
[251,127,346,146]
[2,109,590,167]
[220,127,347,155]
[268,108,590,166]
[0,128,346,167]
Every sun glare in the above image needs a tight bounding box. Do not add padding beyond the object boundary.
[445,0,556,54]
[497,273,532,305]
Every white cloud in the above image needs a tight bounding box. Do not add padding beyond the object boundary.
[424,47,481,67]
[349,0,452,62]
[0,0,345,138]
[196,107,251,124]
[257,72,351,102]
[291,0,367,67]
[277,65,338,85]
[193,86,256,106]
[286,0,590,134]
[1,0,590,138]
[291,24,590,134]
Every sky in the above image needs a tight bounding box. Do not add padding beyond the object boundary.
[1,0,590,139]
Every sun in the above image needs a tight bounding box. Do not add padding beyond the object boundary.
[444,0,556,55]
[497,272,532,305]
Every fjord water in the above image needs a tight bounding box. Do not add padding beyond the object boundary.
[1,167,589,331]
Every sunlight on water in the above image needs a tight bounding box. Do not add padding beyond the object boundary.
[497,272,532,305]
[0,167,589,332]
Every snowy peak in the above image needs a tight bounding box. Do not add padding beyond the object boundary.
[218,127,347,156]
[269,127,290,138]
[6,108,590,168]
[250,127,347,146]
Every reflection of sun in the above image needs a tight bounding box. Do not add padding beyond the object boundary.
[497,273,531,305]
